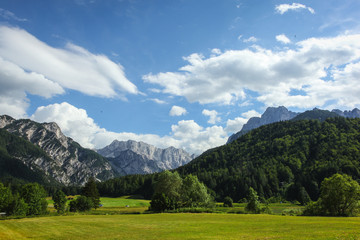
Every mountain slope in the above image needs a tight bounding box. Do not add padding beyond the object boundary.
[97,140,193,175]
[0,115,117,186]
[177,117,360,202]
[0,129,61,186]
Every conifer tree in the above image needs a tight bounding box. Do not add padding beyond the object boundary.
[82,177,100,209]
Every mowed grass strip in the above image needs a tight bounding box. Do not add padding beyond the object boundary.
[1,213,360,240]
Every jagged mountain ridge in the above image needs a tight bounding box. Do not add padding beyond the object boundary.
[227,106,298,144]
[0,115,116,186]
[227,106,360,144]
[97,140,194,175]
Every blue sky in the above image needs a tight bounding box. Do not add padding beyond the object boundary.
[1,0,360,154]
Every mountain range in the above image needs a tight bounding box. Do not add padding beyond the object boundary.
[1,106,360,187]
[0,115,194,186]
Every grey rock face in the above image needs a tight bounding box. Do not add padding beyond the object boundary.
[227,106,298,144]
[0,115,116,186]
[97,140,193,175]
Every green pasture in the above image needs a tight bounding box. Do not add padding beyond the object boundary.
[1,213,360,240]
[47,196,150,214]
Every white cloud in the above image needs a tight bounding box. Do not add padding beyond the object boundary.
[31,102,228,155]
[224,110,260,134]
[275,3,315,15]
[202,109,221,124]
[0,26,138,100]
[276,34,291,44]
[211,48,222,55]
[243,36,258,43]
[143,34,360,110]
[241,110,261,119]
[149,98,167,104]
[171,120,227,154]
[169,105,187,116]
[0,57,64,118]
[225,117,247,134]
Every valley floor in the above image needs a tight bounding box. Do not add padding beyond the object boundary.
[1,213,360,240]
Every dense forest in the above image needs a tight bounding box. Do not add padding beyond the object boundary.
[98,117,360,203]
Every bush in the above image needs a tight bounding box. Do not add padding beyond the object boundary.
[223,196,233,207]
[150,193,177,212]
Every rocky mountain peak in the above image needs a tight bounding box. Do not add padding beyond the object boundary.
[0,115,15,128]
[227,106,298,144]
[97,139,193,175]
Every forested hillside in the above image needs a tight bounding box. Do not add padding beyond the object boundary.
[99,117,360,203]
[177,117,360,202]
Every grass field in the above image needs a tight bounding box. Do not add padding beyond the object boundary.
[1,197,358,239]
[1,213,360,239]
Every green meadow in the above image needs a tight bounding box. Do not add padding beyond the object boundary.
[1,213,360,240]
[1,197,359,240]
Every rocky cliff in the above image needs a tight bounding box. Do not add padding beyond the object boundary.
[0,115,116,186]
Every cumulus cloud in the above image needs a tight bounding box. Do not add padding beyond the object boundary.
[0,26,138,99]
[275,3,315,15]
[225,117,247,134]
[202,109,221,124]
[143,34,360,110]
[224,110,260,134]
[276,34,291,44]
[241,110,261,119]
[31,102,228,154]
[169,105,187,116]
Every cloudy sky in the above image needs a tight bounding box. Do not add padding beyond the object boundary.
[1,0,360,155]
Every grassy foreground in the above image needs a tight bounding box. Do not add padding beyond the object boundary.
[1,213,360,240]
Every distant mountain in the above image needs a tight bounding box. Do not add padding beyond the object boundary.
[227,106,298,144]
[0,115,117,186]
[227,107,360,144]
[97,140,194,175]
[332,108,360,118]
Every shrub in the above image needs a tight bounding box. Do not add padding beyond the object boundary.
[223,196,233,207]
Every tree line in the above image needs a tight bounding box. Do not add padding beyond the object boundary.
[0,177,101,217]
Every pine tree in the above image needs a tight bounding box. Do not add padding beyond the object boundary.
[82,177,101,209]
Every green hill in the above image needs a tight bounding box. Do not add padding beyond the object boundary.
[176,117,360,202]
[291,108,339,122]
